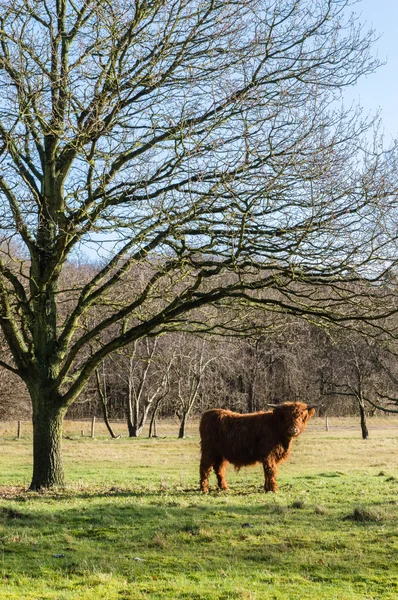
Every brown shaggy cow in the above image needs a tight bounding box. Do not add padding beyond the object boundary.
[199,402,315,492]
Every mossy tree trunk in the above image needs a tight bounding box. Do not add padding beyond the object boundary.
[29,386,67,490]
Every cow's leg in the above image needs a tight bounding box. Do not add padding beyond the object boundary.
[200,457,213,493]
[214,458,229,490]
[262,459,278,492]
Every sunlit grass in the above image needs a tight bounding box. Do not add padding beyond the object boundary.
[0,416,398,598]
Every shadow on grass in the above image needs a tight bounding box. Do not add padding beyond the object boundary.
[0,480,397,600]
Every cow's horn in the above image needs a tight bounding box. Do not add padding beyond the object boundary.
[307,404,321,410]
[266,403,280,408]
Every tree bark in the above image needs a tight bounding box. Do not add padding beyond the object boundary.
[247,381,255,413]
[178,412,188,439]
[101,405,117,438]
[30,399,66,490]
[148,410,156,438]
[127,396,152,437]
[149,397,163,438]
[127,396,144,437]
[126,399,135,436]
[129,423,144,437]
[95,367,118,438]
[358,396,369,440]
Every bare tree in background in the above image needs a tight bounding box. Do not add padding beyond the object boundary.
[0,0,398,488]
[94,359,119,438]
[339,324,398,418]
[170,335,215,438]
[319,329,395,438]
[117,338,171,437]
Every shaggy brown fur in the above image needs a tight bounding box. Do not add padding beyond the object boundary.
[199,402,315,492]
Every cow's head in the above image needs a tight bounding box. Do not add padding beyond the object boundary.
[272,402,315,437]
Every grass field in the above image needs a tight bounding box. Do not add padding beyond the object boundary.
[0,417,398,599]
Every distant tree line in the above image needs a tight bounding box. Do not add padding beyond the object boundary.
[2,277,398,440]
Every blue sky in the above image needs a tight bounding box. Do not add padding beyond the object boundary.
[347,0,398,143]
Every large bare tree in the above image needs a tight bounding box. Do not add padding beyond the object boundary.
[0,0,397,489]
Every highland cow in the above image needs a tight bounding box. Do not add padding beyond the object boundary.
[199,402,315,492]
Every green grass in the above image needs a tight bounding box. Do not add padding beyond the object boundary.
[0,417,398,598]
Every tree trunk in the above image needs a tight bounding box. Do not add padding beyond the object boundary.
[129,423,144,437]
[178,412,188,439]
[95,367,118,438]
[128,400,151,437]
[148,410,156,438]
[149,400,162,438]
[358,397,369,440]
[126,407,135,436]
[30,401,66,490]
[126,391,136,436]
[126,379,143,437]
[101,403,118,438]
[247,381,255,412]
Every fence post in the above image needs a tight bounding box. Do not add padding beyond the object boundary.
[17,420,21,439]
[91,416,96,438]
[325,416,329,431]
